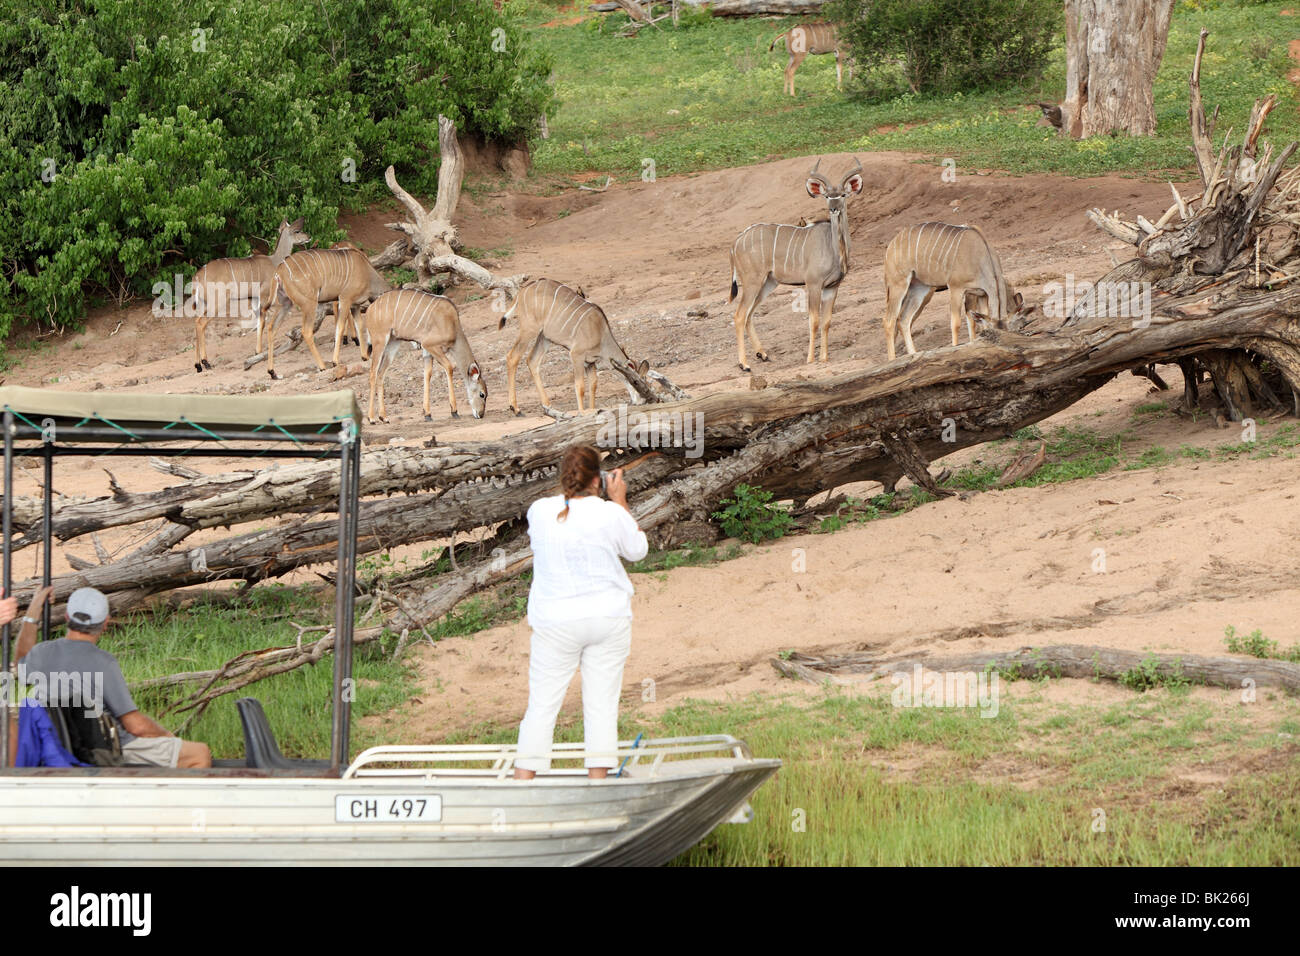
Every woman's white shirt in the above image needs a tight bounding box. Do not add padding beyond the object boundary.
[526,494,649,628]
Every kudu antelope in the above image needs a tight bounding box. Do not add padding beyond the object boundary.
[259,246,390,378]
[770,23,851,96]
[498,278,649,415]
[361,289,486,424]
[729,158,864,372]
[881,222,1032,361]
[191,218,309,372]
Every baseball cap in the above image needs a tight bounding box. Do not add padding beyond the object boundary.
[66,587,109,629]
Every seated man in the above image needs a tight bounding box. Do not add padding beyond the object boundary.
[16,587,211,769]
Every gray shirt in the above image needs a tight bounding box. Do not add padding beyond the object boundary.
[22,638,139,743]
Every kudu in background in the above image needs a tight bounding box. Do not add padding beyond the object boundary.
[362,289,486,424]
[881,221,1032,361]
[191,218,309,372]
[498,278,649,415]
[260,245,390,378]
[729,158,864,372]
[769,23,851,96]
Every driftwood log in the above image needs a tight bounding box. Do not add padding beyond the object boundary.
[371,115,528,298]
[771,645,1300,693]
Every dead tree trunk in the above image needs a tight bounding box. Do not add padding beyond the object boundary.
[772,645,1300,693]
[372,115,528,297]
[1060,0,1174,138]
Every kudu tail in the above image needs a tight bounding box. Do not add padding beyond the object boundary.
[497,298,517,331]
[728,251,739,303]
[769,31,787,52]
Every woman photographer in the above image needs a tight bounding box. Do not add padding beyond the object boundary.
[514,444,648,780]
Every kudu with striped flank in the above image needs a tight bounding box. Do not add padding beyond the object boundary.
[729,158,864,372]
[881,222,1032,361]
[498,278,649,415]
[191,218,309,372]
[361,289,486,424]
[769,23,851,96]
[260,245,390,378]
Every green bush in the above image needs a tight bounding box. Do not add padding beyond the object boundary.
[0,0,554,343]
[711,484,795,544]
[828,0,1061,101]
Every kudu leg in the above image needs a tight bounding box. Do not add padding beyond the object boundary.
[525,337,551,412]
[367,335,397,423]
[786,51,805,96]
[948,291,965,348]
[897,279,934,357]
[331,295,357,366]
[429,347,458,420]
[571,356,588,412]
[264,300,293,379]
[819,286,839,362]
[734,277,776,372]
[805,288,821,364]
[505,338,527,415]
[298,294,331,371]
[194,316,208,372]
[586,363,598,411]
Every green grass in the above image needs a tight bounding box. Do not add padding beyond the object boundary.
[524,2,1300,183]
[946,416,1300,493]
[1224,624,1300,663]
[430,682,1300,864]
[112,584,416,760]
[627,541,743,575]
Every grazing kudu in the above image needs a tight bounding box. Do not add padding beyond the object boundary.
[361,289,486,424]
[881,222,1031,361]
[191,218,309,372]
[770,23,851,96]
[729,158,864,372]
[260,246,390,378]
[498,278,649,415]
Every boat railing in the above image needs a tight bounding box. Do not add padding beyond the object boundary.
[342,734,755,780]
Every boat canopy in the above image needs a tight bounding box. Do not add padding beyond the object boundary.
[0,385,361,445]
[1,386,363,771]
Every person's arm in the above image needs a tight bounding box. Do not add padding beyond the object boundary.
[12,586,53,663]
[604,470,648,562]
[119,710,175,738]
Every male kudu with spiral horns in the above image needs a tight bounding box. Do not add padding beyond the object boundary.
[728,158,864,372]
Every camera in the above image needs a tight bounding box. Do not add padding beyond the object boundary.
[599,470,610,498]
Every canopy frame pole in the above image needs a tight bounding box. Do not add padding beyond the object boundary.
[330,423,359,772]
[41,441,52,642]
[2,409,13,769]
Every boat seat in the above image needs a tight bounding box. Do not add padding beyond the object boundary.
[236,697,333,772]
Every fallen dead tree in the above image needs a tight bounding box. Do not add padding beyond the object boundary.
[770,645,1300,693]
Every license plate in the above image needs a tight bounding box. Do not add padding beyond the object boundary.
[334,794,442,823]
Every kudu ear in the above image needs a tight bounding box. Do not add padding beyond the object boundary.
[806,177,827,199]
[636,359,649,377]
[843,173,865,196]
[469,363,481,380]
[1013,292,1024,309]
[291,217,305,230]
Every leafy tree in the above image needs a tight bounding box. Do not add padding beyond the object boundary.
[0,0,554,344]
